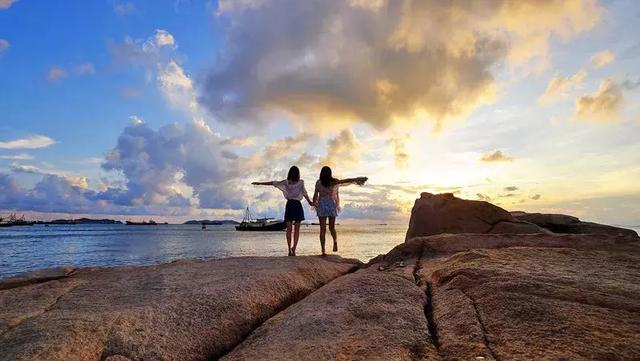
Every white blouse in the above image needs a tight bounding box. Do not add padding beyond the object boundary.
[273,180,309,201]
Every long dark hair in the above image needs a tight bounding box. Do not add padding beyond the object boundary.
[319,166,337,187]
[287,166,300,182]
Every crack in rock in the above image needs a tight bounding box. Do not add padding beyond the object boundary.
[461,290,500,361]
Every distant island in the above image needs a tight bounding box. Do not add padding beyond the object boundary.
[37,218,123,225]
[184,219,239,225]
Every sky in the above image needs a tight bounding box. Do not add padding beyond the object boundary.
[0,0,639,225]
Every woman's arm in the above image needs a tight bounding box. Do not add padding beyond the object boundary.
[251,181,275,186]
[336,177,368,186]
[312,188,319,206]
[302,182,313,206]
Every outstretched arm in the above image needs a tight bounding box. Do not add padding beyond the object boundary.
[337,177,368,186]
[252,181,275,186]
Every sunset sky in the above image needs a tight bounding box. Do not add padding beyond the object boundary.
[1,0,639,225]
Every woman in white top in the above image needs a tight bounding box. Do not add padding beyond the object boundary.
[252,166,313,256]
[313,166,367,256]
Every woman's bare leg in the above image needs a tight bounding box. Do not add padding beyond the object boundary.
[329,216,338,252]
[286,221,293,256]
[292,221,301,256]
[319,216,327,255]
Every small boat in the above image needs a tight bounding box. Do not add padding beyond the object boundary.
[235,207,286,232]
[126,219,158,225]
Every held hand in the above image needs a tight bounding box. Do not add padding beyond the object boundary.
[355,177,368,185]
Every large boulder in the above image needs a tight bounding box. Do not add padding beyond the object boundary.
[370,234,640,360]
[405,193,545,241]
[0,256,359,361]
[512,211,639,238]
[223,266,439,361]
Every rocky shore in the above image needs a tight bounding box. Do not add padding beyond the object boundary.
[1,193,639,360]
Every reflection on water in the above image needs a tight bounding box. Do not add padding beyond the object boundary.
[0,224,407,278]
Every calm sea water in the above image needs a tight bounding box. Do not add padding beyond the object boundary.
[0,224,408,279]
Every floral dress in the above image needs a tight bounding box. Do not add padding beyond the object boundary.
[315,180,339,217]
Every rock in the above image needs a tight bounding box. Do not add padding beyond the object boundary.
[512,211,639,238]
[373,233,640,360]
[0,256,359,361]
[405,193,545,241]
[0,266,76,290]
[223,266,438,361]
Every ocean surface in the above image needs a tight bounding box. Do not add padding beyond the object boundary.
[0,223,408,279]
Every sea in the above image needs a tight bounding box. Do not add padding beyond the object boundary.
[0,223,408,279]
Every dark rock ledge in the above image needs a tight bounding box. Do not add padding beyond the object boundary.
[1,193,639,360]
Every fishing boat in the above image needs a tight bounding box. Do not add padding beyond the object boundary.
[125,219,158,225]
[235,207,286,232]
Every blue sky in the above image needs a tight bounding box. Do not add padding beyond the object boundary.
[1,0,639,224]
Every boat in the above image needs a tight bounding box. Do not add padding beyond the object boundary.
[235,207,286,232]
[126,219,158,225]
[0,214,35,228]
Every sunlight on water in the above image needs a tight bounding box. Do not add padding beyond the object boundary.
[0,224,407,279]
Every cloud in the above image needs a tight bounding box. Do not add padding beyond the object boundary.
[0,0,17,10]
[113,2,136,16]
[0,135,56,149]
[621,79,640,91]
[157,60,198,114]
[75,63,96,76]
[531,194,541,200]
[47,66,67,81]
[0,153,33,160]
[504,186,519,191]
[589,49,615,69]
[263,133,308,159]
[199,0,601,130]
[339,189,408,221]
[154,29,176,48]
[10,163,89,188]
[574,78,623,121]
[476,193,492,202]
[319,129,362,168]
[102,119,243,209]
[220,136,256,147]
[389,134,410,169]
[480,149,513,162]
[0,39,9,54]
[539,70,587,103]
[110,29,177,67]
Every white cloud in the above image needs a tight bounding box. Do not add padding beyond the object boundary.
[75,63,96,76]
[0,135,56,149]
[154,29,175,48]
[539,70,587,103]
[157,60,198,114]
[47,66,66,81]
[129,115,144,125]
[480,149,513,162]
[113,2,135,16]
[102,120,243,209]
[0,153,33,160]
[590,49,615,69]
[0,0,18,10]
[110,29,177,67]
[10,163,89,188]
[574,78,623,122]
[0,39,9,54]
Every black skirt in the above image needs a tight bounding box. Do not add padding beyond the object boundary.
[284,199,305,222]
